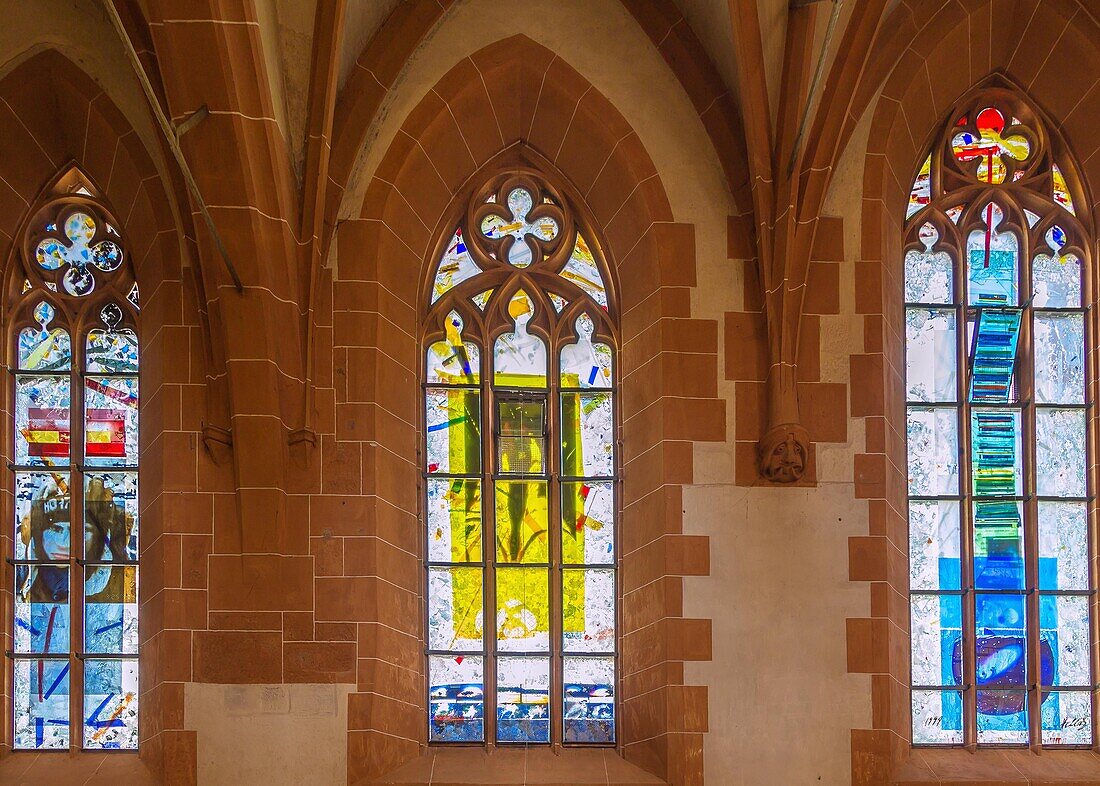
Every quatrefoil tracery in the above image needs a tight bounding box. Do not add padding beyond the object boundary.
[31,207,125,297]
[950,107,1032,185]
[469,177,567,271]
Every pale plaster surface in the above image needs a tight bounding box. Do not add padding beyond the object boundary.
[185,682,354,786]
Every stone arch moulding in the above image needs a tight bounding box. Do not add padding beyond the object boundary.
[849,56,1100,786]
[330,34,721,785]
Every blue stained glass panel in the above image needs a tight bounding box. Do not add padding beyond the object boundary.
[1041,691,1092,745]
[84,565,138,655]
[13,658,70,749]
[429,655,484,742]
[967,216,1018,306]
[970,409,1021,497]
[14,565,69,654]
[972,595,1029,689]
[496,656,550,743]
[911,594,962,687]
[977,691,1028,744]
[972,500,1024,590]
[563,656,614,743]
[1040,596,1090,687]
[968,309,1020,402]
[83,658,137,749]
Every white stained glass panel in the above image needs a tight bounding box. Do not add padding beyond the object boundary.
[1036,409,1086,498]
[907,407,959,496]
[1033,313,1084,404]
[909,501,961,591]
[1038,501,1088,591]
[906,308,957,402]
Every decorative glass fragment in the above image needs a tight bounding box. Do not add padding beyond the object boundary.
[562,568,615,653]
[84,377,139,468]
[13,658,70,749]
[16,375,71,467]
[126,283,140,311]
[910,594,962,686]
[563,656,614,743]
[14,566,69,654]
[1035,409,1086,497]
[496,656,550,743]
[84,565,138,655]
[1040,596,1090,687]
[906,407,958,496]
[86,329,139,375]
[427,567,483,651]
[912,690,963,744]
[426,479,481,563]
[971,409,1022,497]
[84,472,138,562]
[1038,502,1088,591]
[560,235,607,309]
[425,389,481,474]
[561,481,615,565]
[548,293,567,313]
[906,308,956,402]
[951,108,1030,184]
[561,392,614,478]
[496,567,549,652]
[967,204,1017,306]
[426,312,480,385]
[83,658,138,749]
[431,228,482,303]
[907,155,931,219]
[904,224,953,304]
[429,655,484,742]
[1033,313,1084,404]
[561,315,613,389]
[1041,691,1092,745]
[1052,164,1075,214]
[19,312,71,372]
[968,309,1020,402]
[481,188,559,268]
[495,481,549,564]
[908,501,960,591]
[494,291,547,387]
[471,289,493,310]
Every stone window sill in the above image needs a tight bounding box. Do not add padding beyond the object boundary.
[369,747,665,786]
[0,750,156,784]
[893,748,1100,784]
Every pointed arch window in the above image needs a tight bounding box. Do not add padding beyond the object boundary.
[10,177,140,750]
[424,174,616,745]
[904,93,1094,746]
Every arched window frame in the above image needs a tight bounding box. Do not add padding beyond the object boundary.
[904,87,1096,748]
[7,170,141,751]
[421,171,620,747]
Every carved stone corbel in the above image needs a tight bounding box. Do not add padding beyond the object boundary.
[201,423,233,465]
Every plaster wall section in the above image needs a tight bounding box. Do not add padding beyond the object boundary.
[185,683,354,785]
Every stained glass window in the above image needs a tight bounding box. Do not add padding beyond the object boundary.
[424,175,615,745]
[12,192,139,750]
[905,97,1092,747]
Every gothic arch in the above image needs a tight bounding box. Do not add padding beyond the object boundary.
[850,12,1100,780]
[0,49,205,776]
[333,35,721,784]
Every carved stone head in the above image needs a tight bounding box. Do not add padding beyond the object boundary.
[758,423,810,483]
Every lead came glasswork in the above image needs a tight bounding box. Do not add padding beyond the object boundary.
[14,192,139,749]
[424,176,617,745]
[905,101,1093,747]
